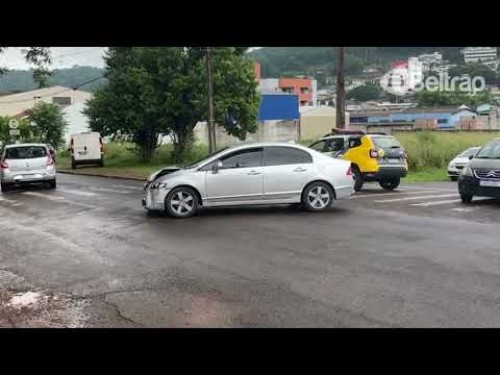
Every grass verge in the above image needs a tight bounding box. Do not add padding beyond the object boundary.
[58,133,491,182]
[405,169,449,183]
[56,142,211,179]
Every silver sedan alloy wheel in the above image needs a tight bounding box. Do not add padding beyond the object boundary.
[307,186,330,209]
[169,191,195,216]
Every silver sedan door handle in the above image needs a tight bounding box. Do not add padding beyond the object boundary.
[247,170,261,175]
[293,167,307,172]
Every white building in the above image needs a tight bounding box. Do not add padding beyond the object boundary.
[418,52,443,72]
[61,101,91,145]
[433,63,457,74]
[461,47,498,63]
[407,57,424,88]
[0,86,92,147]
[257,78,279,92]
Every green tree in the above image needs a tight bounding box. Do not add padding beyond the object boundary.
[449,63,497,85]
[0,116,11,146]
[0,48,53,88]
[0,117,33,146]
[84,47,259,162]
[347,83,382,101]
[27,102,68,149]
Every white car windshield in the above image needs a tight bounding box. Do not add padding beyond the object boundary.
[475,141,500,159]
[458,148,479,158]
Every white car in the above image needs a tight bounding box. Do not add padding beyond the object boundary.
[0,143,56,192]
[143,142,355,218]
[448,147,480,181]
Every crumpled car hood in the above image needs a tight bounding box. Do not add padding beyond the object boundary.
[147,166,183,182]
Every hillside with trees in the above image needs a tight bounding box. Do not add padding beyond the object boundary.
[247,47,476,82]
[0,66,106,95]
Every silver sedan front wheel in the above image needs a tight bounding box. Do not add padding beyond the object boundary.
[165,187,199,218]
[302,182,334,212]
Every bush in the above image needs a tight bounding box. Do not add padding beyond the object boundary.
[394,131,500,171]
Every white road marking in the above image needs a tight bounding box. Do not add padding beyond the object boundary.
[57,188,98,197]
[351,190,435,199]
[411,199,461,207]
[0,196,23,206]
[0,196,19,206]
[111,185,143,191]
[374,194,458,203]
[22,191,66,201]
[452,207,475,213]
[404,186,456,192]
[90,187,134,194]
[21,191,96,209]
[63,201,97,209]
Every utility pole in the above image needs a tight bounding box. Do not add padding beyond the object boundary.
[336,47,346,129]
[206,47,216,153]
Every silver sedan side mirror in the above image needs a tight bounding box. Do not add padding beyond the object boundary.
[212,160,223,174]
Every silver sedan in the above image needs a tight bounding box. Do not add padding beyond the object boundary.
[143,142,355,218]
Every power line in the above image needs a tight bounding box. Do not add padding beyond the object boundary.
[0,75,105,105]
[55,47,104,66]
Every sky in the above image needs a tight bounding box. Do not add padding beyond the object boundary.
[0,47,261,70]
[0,47,108,70]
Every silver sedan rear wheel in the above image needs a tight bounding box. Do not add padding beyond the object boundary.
[165,187,199,218]
[302,182,334,212]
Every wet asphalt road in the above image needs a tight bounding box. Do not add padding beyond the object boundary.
[1,173,500,327]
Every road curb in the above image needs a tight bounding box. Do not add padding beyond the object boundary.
[58,170,147,181]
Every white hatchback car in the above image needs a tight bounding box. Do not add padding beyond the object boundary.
[448,147,480,181]
[143,142,355,218]
[0,143,56,192]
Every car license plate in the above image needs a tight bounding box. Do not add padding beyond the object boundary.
[388,159,400,163]
[480,180,500,187]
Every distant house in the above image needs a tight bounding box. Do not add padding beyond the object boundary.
[349,105,478,129]
[0,86,92,145]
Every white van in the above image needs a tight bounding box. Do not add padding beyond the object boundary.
[69,132,104,169]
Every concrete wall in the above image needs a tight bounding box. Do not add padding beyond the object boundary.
[299,107,350,141]
[193,120,299,147]
[300,107,335,141]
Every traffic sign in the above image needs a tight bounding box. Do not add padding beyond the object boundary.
[9,129,20,136]
[9,119,19,129]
